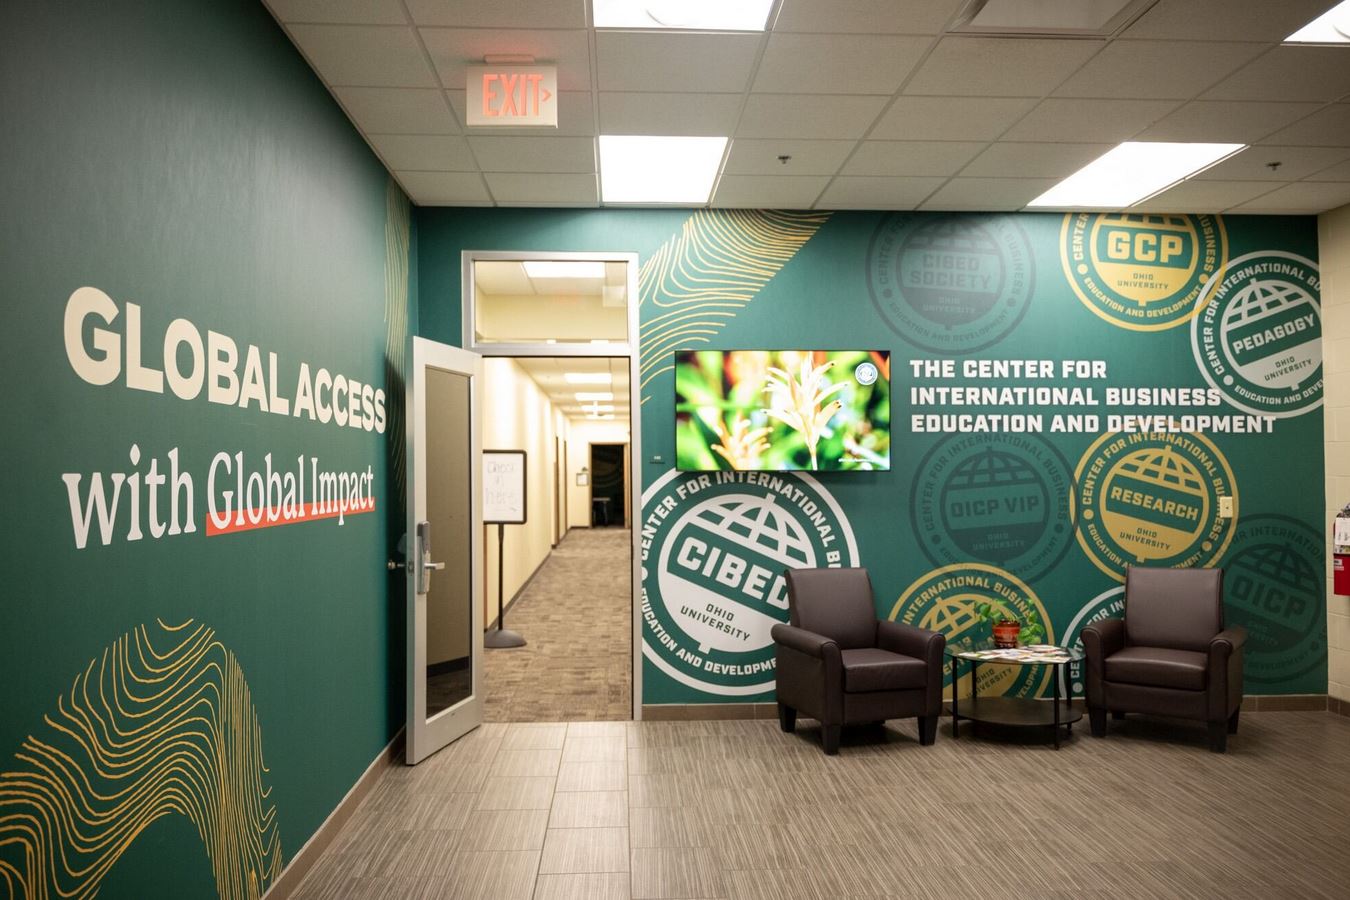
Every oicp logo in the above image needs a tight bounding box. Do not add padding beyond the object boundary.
[1062,213,1226,331]
[1075,431,1238,581]
[1191,251,1322,418]
[641,469,858,697]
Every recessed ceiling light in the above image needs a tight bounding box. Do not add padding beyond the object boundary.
[593,0,774,31]
[564,372,612,384]
[576,392,615,401]
[1287,1,1350,42]
[599,135,728,204]
[522,261,606,279]
[1027,142,1246,209]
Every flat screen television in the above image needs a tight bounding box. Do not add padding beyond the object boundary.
[675,350,891,472]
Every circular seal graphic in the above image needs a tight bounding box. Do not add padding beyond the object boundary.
[867,213,1034,354]
[640,469,858,697]
[1061,212,1227,331]
[1074,431,1238,581]
[911,432,1076,583]
[854,361,878,386]
[1191,251,1322,418]
[889,564,1053,699]
[1058,586,1125,698]
[1223,514,1326,690]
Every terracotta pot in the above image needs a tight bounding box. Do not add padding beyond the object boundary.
[992,620,1021,648]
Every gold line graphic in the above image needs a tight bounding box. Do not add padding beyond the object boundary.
[0,620,282,900]
[385,179,411,510]
[638,209,830,402]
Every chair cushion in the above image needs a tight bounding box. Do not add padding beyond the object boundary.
[840,648,928,693]
[1105,646,1208,691]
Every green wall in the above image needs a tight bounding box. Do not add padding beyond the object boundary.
[0,1,407,897]
[417,207,1327,704]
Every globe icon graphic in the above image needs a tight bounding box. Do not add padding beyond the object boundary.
[1226,540,1320,653]
[916,592,1022,696]
[939,447,1047,562]
[897,218,1005,327]
[1219,278,1319,391]
[1089,213,1197,306]
[1101,447,1207,561]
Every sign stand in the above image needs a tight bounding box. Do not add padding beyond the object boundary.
[483,450,527,649]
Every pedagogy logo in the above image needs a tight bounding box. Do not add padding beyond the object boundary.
[1061,213,1226,331]
[1059,586,1125,698]
[912,433,1075,582]
[641,469,858,697]
[889,564,1053,699]
[1224,514,1325,689]
[867,213,1034,354]
[1191,251,1322,418]
[1075,431,1237,581]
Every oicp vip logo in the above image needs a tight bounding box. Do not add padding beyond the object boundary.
[1191,251,1322,418]
[640,469,858,697]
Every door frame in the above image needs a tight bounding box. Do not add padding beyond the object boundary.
[462,249,643,720]
[587,441,629,527]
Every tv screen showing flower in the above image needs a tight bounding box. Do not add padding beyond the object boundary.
[675,350,891,472]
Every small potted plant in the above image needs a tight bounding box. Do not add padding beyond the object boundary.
[973,602,1045,648]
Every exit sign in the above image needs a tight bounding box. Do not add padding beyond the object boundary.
[466,65,558,127]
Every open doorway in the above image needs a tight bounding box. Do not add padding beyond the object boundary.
[589,443,627,526]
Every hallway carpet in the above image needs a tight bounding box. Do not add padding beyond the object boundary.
[485,527,632,722]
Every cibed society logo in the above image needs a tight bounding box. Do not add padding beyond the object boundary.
[640,469,857,697]
[867,213,1034,353]
[1191,251,1323,418]
[1061,213,1226,331]
[911,432,1076,583]
[1074,431,1238,581]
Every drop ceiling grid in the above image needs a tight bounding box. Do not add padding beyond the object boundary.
[262,0,1350,213]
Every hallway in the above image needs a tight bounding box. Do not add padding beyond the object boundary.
[485,527,632,722]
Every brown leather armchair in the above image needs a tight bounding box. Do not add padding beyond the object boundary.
[771,567,945,755]
[1082,566,1247,752]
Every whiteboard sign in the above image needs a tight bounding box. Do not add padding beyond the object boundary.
[484,450,527,524]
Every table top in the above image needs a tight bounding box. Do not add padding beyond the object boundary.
[944,641,1082,665]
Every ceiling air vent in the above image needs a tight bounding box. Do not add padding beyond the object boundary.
[950,0,1159,37]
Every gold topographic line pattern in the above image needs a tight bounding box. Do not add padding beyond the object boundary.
[0,620,282,900]
[638,209,830,403]
[384,179,411,510]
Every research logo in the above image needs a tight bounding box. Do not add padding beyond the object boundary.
[1075,431,1238,581]
[1191,251,1322,418]
[641,469,857,697]
[867,213,1034,354]
[1061,213,1226,331]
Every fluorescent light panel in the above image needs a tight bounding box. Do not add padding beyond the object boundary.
[522,260,606,279]
[593,0,774,31]
[599,135,728,204]
[564,372,612,384]
[1027,142,1245,209]
[576,392,614,401]
[1287,1,1350,42]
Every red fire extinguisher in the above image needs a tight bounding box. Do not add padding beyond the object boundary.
[1336,507,1350,596]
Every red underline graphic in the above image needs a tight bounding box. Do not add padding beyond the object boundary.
[206,499,377,536]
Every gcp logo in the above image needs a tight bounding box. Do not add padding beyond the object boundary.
[867,213,1034,354]
[912,432,1075,583]
[889,564,1053,699]
[1191,251,1322,418]
[1075,431,1238,581]
[641,469,857,697]
[1062,213,1226,331]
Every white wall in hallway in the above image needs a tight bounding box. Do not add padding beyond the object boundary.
[566,419,631,529]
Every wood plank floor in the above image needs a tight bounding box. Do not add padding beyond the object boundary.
[294,711,1350,899]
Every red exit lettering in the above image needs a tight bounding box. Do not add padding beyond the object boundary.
[481,72,552,118]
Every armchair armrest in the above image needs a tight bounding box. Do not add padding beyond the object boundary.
[877,620,944,662]
[1209,625,1247,722]
[771,624,838,660]
[1210,626,1248,658]
[1081,617,1125,709]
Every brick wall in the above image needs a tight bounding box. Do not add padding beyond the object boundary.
[1319,204,1350,701]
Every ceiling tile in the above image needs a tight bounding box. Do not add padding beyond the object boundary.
[1133,179,1284,212]
[396,171,492,205]
[737,95,888,139]
[816,176,945,209]
[1203,47,1350,103]
[1001,98,1181,142]
[1052,40,1266,100]
[596,32,761,93]
[485,173,597,204]
[1194,146,1350,181]
[287,25,438,87]
[1137,100,1322,143]
[468,135,596,173]
[961,142,1113,178]
[773,0,964,34]
[448,89,595,136]
[753,34,928,95]
[421,28,591,92]
[723,139,857,175]
[870,96,1036,141]
[1123,0,1330,42]
[1259,105,1350,147]
[841,141,986,177]
[368,134,476,170]
[712,175,831,208]
[1229,181,1350,213]
[919,177,1057,210]
[266,0,406,24]
[333,87,459,134]
[1307,158,1350,181]
[599,93,742,137]
[904,37,1103,98]
[405,0,586,28]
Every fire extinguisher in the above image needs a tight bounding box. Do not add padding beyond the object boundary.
[1336,505,1350,596]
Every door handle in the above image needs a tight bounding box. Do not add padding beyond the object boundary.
[416,520,444,594]
[423,561,445,571]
